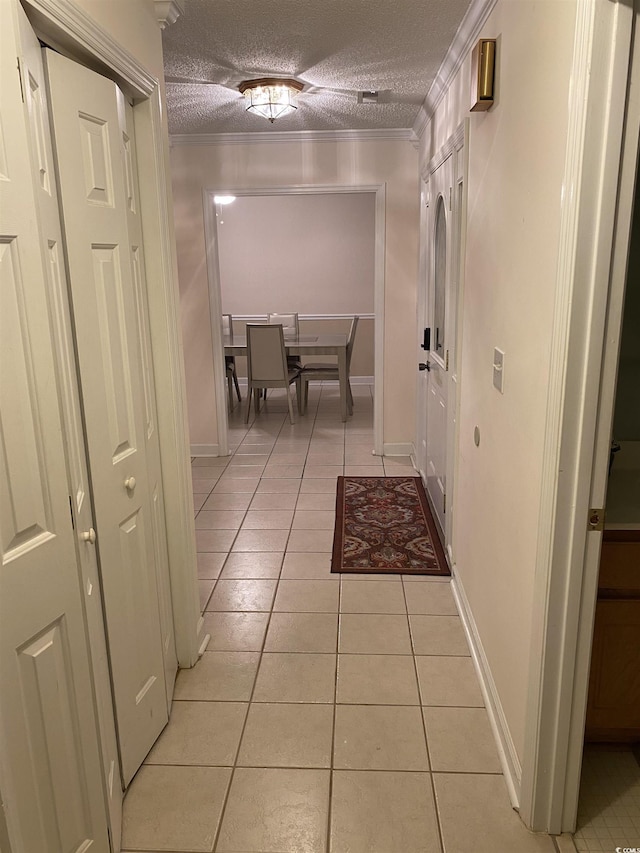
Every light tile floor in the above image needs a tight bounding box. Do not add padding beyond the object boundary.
[122,384,556,853]
[573,745,640,852]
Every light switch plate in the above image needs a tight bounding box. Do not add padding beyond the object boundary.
[493,348,505,393]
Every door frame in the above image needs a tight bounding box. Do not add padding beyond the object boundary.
[519,0,637,833]
[203,184,386,456]
[415,122,466,562]
[21,0,204,669]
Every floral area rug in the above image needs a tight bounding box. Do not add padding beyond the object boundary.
[331,476,450,576]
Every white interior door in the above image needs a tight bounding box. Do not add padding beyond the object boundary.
[15,7,124,842]
[45,48,169,785]
[0,4,109,850]
[419,155,454,537]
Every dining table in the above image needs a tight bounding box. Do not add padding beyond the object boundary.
[223,333,350,422]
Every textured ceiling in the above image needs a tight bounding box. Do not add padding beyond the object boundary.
[162,0,473,135]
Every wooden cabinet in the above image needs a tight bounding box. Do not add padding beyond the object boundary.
[585,531,640,741]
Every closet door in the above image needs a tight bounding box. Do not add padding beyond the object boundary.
[0,4,109,850]
[45,48,168,785]
[15,6,124,842]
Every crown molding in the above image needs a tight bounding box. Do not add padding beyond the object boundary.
[412,0,499,140]
[170,127,417,146]
[154,0,185,29]
[23,0,156,96]
[412,105,429,141]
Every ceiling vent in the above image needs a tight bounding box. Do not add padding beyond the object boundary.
[358,91,379,104]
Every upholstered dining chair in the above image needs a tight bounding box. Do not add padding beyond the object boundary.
[222,314,241,411]
[300,316,359,415]
[245,324,302,425]
[266,312,302,394]
[267,312,299,339]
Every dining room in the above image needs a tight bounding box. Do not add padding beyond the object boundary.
[197,186,382,456]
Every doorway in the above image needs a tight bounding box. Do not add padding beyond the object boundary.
[518,0,640,834]
[572,142,640,853]
[203,185,386,457]
[416,125,466,561]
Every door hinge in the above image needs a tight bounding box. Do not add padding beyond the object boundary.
[17,59,25,103]
[443,493,446,513]
[587,508,604,531]
[69,496,75,530]
[449,187,452,210]
[445,349,449,371]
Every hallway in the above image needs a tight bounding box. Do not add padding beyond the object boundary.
[121,384,555,852]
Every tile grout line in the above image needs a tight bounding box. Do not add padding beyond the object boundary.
[210,417,288,853]
[211,389,324,852]
[402,575,446,853]
[326,510,342,853]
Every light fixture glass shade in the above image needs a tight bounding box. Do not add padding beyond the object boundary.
[238,78,303,123]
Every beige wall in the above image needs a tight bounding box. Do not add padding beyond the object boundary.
[171,139,419,447]
[218,193,375,316]
[418,0,577,762]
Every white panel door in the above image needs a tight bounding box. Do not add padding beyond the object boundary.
[45,48,168,785]
[0,4,109,851]
[122,99,178,708]
[421,155,454,537]
[15,6,124,842]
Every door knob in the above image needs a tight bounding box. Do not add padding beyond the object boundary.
[418,362,431,372]
[124,476,136,491]
[81,528,96,544]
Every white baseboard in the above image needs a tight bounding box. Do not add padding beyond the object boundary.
[451,570,522,808]
[383,442,415,457]
[190,443,221,457]
[555,834,579,853]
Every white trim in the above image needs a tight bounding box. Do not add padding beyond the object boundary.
[154,0,184,29]
[382,443,415,457]
[190,444,222,457]
[412,0,498,137]
[561,2,640,834]
[171,128,416,146]
[556,835,579,853]
[22,0,202,672]
[423,123,466,181]
[231,313,375,321]
[373,185,386,457]
[205,184,383,197]
[203,184,386,457]
[203,190,230,459]
[452,572,522,806]
[412,107,429,145]
[306,376,374,386]
[197,629,211,657]
[520,0,634,834]
[446,122,468,580]
[133,102,203,669]
[24,0,155,96]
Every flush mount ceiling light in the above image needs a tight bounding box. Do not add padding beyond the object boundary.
[238,78,304,123]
